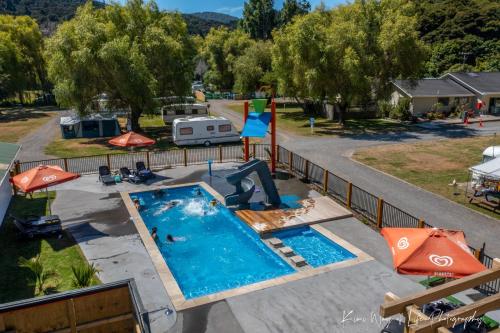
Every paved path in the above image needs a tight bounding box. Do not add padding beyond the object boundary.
[17,110,69,162]
[211,100,500,257]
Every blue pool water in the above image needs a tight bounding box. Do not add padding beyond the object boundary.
[273,226,357,268]
[131,185,294,299]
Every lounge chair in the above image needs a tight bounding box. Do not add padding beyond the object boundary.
[9,214,61,227]
[120,167,141,184]
[98,166,116,185]
[136,161,154,180]
[11,217,62,239]
[380,320,404,333]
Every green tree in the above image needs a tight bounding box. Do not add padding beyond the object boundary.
[202,27,253,90]
[272,0,428,123]
[233,40,274,94]
[45,0,195,130]
[278,0,310,27]
[0,15,46,102]
[241,0,276,39]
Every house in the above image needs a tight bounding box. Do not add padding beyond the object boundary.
[391,78,475,116]
[442,72,500,114]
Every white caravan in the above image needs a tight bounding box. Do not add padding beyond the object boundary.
[482,146,500,162]
[172,117,241,146]
[162,103,208,124]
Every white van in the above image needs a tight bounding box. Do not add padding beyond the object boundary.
[162,103,207,124]
[172,117,241,146]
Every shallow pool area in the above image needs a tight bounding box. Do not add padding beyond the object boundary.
[130,185,294,299]
[273,226,357,268]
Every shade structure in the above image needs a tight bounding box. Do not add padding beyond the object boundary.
[108,131,155,147]
[10,165,80,193]
[241,112,272,138]
[381,227,486,278]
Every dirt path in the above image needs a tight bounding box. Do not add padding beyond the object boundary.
[17,110,69,162]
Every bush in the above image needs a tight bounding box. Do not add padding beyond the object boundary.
[377,100,393,118]
[389,97,412,121]
[71,262,100,288]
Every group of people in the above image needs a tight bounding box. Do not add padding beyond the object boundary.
[150,227,175,243]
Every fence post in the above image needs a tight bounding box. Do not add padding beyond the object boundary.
[288,151,293,173]
[418,219,425,228]
[346,182,353,208]
[377,197,384,228]
[183,148,188,167]
[106,154,111,170]
[252,143,256,159]
[323,169,328,193]
[10,170,18,196]
[63,158,68,171]
[146,151,151,169]
[219,145,223,163]
[304,160,309,182]
[14,160,20,175]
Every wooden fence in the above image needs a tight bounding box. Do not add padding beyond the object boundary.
[0,279,149,333]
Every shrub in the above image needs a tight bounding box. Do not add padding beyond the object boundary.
[377,100,393,118]
[389,97,412,121]
[18,255,55,295]
[71,262,100,288]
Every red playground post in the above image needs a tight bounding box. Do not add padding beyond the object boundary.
[244,101,250,162]
[271,100,276,173]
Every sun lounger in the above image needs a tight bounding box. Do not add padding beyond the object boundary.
[380,319,404,333]
[136,161,154,180]
[120,167,141,184]
[9,214,61,227]
[11,217,62,239]
[98,166,116,185]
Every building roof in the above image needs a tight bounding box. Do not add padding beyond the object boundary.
[443,72,500,95]
[0,142,20,179]
[392,79,475,98]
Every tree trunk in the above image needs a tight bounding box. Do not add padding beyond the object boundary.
[335,102,348,125]
[130,108,142,131]
[18,91,24,105]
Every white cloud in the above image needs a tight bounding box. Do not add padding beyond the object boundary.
[215,6,243,14]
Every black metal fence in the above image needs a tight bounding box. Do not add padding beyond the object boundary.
[276,145,499,296]
[15,144,498,296]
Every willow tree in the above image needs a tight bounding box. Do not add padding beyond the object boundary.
[45,0,195,130]
[272,0,428,123]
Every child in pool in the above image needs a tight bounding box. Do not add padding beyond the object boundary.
[133,198,143,211]
[151,227,158,241]
[166,234,186,242]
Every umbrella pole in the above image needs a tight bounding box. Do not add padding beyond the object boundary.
[46,187,51,215]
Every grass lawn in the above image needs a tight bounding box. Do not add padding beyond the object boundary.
[353,135,500,218]
[224,102,409,136]
[0,192,91,303]
[45,114,176,158]
[0,107,58,143]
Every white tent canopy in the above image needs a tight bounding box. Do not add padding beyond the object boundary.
[470,157,500,180]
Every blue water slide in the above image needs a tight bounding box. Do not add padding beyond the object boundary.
[225,159,281,207]
[241,112,272,138]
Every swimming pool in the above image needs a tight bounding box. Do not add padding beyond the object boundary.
[130,185,294,299]
[273,226,357,268]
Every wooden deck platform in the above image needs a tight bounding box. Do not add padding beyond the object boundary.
[236,196,353,234]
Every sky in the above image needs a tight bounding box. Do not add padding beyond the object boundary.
[117,0,347,17]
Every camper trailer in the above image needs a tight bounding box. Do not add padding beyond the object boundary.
[482,146,500,162]
[172,117,241,146]
[60,115,120,139]
[162,103,208,124]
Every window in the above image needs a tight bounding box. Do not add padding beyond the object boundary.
[218,124,231,132]
[179,127,193,135]
[206,125,214,131]
[82,121,99,132]
[437,97,449,107]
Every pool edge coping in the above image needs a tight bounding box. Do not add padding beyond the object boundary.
[121,181,374,311]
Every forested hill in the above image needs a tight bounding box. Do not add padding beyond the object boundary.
[0,0,238,36]
[413,0,500,75]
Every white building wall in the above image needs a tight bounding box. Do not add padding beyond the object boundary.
[0,172,13,227]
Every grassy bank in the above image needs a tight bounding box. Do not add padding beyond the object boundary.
[0,192,90,303]
[353,135,500,218]
[224,102,408,136]
[0,107,58,143]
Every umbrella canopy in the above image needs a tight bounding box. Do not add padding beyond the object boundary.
[381,227,486,278]
[10,165,80,192]
[108,131,155,147]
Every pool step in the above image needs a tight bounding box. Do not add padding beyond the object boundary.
[268,237,284,248]
[278,246,294,257]
[290,255,307,267]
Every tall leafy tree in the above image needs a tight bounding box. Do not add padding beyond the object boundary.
[0,15,45,102]
[278,0,310,27]
[45,0,195,130]
[233,40,274,94]
[272,0,428,123]
[202,27,253,90]
[241,0,276,39]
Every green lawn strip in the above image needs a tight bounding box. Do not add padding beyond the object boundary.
[353,136,500,219]
[224,103,408,136]
[44,115,176,158]
[418,279,499,329]
[0,192,91,303]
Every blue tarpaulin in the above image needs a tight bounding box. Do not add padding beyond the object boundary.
[241,112,272,138]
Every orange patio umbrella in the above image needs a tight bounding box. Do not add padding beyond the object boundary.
[10,165,80,214]
[381,227,486,278]
[108,131,155,147]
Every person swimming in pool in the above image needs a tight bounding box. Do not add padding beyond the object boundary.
[151,227,158,241]
[166,234,174,242]
[195,187,202,196]
[209,199,217,207]
[153,189,166,198]
[133,198,143,211]
[166,234,185,243]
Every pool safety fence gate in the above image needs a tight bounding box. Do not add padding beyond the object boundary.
[276,145,499,296]
[14,144,498,296]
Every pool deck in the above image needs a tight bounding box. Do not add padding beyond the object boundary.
[235,196,353,234]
